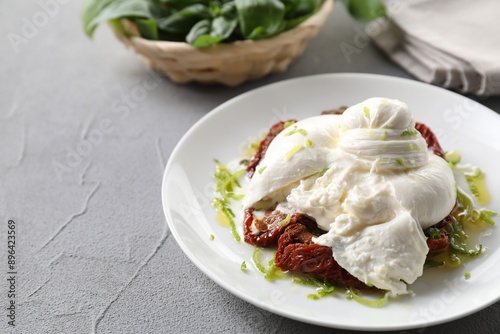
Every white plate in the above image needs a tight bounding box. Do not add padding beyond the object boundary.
[162,73,500,331]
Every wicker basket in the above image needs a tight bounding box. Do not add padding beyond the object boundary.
[112,0,333,86]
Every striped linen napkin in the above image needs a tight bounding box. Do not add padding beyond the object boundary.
[370,0,500,96]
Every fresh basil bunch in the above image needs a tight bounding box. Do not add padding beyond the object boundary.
[82,0,324,48]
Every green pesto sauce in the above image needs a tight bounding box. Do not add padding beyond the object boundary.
[213,199,241,242]
[293,276,335,300]
[465,168,491,205]
[347,289,390,308]
[251,249,285,280]
[425,188,496,269]
[292,276,388,307]
[212,161,244,242]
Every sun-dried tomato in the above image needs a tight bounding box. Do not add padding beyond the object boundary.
[415,122,444,157]
[243,208,316,247]
[275,224,371,290]
[427,229,450,252]
[321,106,348,115]
[246,120,296,178]
[425,214,454,252]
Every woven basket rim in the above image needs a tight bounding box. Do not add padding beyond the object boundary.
[117,0,333,51]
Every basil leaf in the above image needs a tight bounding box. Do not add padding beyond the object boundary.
[186,19,211,45]
[149,2,174,20]
[211,16,238,39]
[342,0,386,22]
[157,4,211,35]
[235,0,285,40]
[192,35,227,48]
[220,1,238,19]
[82,0,153,37]
[187,16,238,48]
[108,18,127,36]
[160,0,211,10]
[283,0,321,18]
[282,0,321,30]
[134,18,159,40]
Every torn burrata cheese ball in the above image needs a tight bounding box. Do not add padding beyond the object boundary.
[243,97,456,296]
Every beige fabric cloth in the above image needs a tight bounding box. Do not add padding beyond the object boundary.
[371,0,500,95]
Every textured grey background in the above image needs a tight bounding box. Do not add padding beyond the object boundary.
[1,1,500,333]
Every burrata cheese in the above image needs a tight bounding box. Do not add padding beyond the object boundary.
[243,97,456,296]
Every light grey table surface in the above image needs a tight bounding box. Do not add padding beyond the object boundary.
[1,1,500,334]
